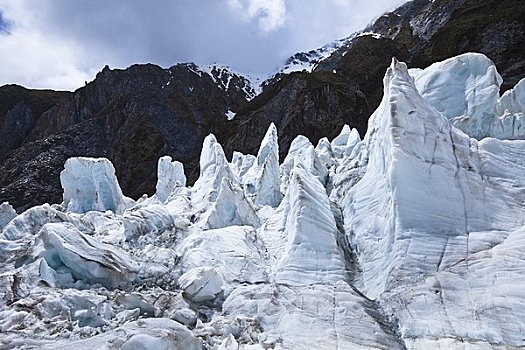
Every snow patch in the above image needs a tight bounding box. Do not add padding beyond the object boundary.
[225,110,236,120]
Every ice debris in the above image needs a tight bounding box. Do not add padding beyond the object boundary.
[38,222,138,289]
[178,267,224,303]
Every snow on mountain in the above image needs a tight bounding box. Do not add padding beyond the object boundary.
[1,53,525,349]
[225,110,236,120]
[157,1,457,102]
[277,37,352,75]
[198,63,263,100]
[189,33,367,98]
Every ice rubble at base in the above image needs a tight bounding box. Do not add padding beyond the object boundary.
[1,52,525,349]
[38,222,139,289]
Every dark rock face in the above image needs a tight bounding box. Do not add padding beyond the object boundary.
[0,120,106,212]
[0,0,523,212]
[0,64,250,211]
[0,85,70,161]
[225,36,409,158]
[364,0,525,91]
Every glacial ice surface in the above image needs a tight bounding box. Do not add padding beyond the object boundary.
[61,157,133,214]
[155,156,186,203]
[1,52,525,349]
[241,122,282,207]
[0,202,16,231]
[412,53,525,140]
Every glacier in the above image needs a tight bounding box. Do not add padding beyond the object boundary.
[60,157,134,215]
[0,52,525,349]
[411,53,525,140]
[155,156,186,203]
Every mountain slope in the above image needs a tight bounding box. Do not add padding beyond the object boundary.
[0,63,252,211]
[0,85,70,161]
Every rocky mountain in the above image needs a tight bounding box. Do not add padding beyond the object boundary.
[0,63,253,211]
[0,52,524,348]
[0,0,524,212]
[0,85,70,160]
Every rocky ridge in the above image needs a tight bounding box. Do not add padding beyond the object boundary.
[0,63,252,211]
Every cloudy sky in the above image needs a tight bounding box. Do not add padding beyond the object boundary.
[0,0,405,91]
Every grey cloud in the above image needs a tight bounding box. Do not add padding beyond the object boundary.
[0,0,406,90]
[0,10,11,34]
[38,0,293,73]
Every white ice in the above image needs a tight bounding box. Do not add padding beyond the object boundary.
[202,178,261,229]
[331,124,361,159]
[225,110,236,120]
[38,222,139,289]
[1,52,524,349]
[192,134,235,204]
[412,52,525,140]
[155,156,186,203]
[60,157,132,214]
[178,266,224,303]
[260,164,347,286]
[241,123,282,207]
[280,135,328,193]
[0,202,16,231]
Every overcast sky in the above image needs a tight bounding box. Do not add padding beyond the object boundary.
[0,0,405,91]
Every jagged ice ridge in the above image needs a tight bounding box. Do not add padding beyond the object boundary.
[0,52,524,349]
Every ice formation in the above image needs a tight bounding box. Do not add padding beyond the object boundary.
[178,267,224,303]
[411,53,525,140]
[38,222,138,289]
[241,122,282,207]
[331,124,362,159]
[0,202,16,231]
[202,178,261,229]
[261,164,347,286]
[1,52,525,349]
[60,157,132,214]
[280,135,328,192]
[192,134,235,203]
[155,156,186,203]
